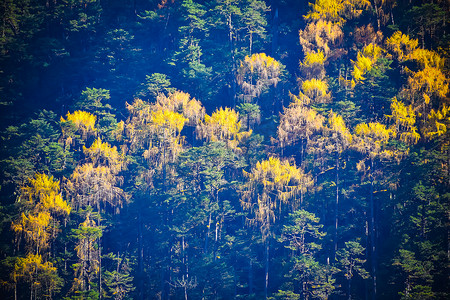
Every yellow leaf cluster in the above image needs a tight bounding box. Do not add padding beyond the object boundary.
[83,138,124,173]
[243,53,281,73]
[408,67,449,99]
[301,78,330,102]
[126,98,188,172]
[351,43,383,85]
[151,109,187,133]
[353,122,396,159]
[278,103,325,147]
[409,48,445,70]
[21,173,71,215]
[328,111,352,145]
[238,53,281,101]
[301,51,326,67]
[299,20,343,56]
[13,173,71,255]
[424,105,450,139]
[12,211,51,253]
[155,91,205,125]
[14,253,57,283]
[61,110,97,139]
[305,0,371,25]
[197,107,246,149]
[386,98,420,145]
[242,157,313,238]
[386,31,418,61]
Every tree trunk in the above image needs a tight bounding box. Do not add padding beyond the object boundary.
[264,241,269,299]
[369,159,377,299]
[205,213,211,254]
[138,212,144,300]
[335,156,339,260]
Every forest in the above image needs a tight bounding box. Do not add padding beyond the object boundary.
[0,0,449,299]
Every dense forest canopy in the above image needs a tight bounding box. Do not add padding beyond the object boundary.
[0,0,449,299]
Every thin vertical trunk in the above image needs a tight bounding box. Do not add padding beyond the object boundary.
[138,212,144,300]
[264,241,269,299]
[228,13,237,107]
[348,277,352,300]
[249,258,253,295]
[373,0,381,31]
[271,7,278,58]
[99,236,102,299]
[369,159,377,299]
[214,220,219,261]
[335,156,339,260]
[205,213,211,254]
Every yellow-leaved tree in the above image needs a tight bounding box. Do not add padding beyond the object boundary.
[386,97,420,145]
[241,157,313,298]
[278,98,325,163]
[305,0,371,26]
[352,121,396,297]
[126,98,191,188]
[13,173,70,255]
[11,173,69,299]
[60,110,97,147]
[350,43,384,87]
[237,53,281,104]
[197,107,250,150]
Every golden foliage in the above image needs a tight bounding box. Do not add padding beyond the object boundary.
[301,78,331,102]
[305,0,371,25]
[20,173,70,216]
[13,174,71,255]
[12,211,51,254]
[151,109,187,134]
[386,32,448,108]
[68,163,127,212]
[241,157,313,239]
[301,51,326,67]
[242,52,281,72]
[407,67,448,99]
[83,138,125,173]
[154,91,205,125]
[351,43,384,85]
[353,122,396,159]
[327,111,352,147]
[386,97,420,145]
[409,48,445,70]
[424,105,450,139]
[385,31,418,61]
[14,253,57,287]
[126,98,187,169]
[238,53,281,101]
[278,102,325,147]
[61,110,97,140]
[299,19,343,56]
[197,107,248,150]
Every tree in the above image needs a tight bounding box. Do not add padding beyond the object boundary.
[197,107,249,150]
[237,53,281,105]
[242,157,313,298]
[71,208,103,295]
[337,241,369,300]
[278,209,335,300]
[352,121,396,298]
[278,100,325,164]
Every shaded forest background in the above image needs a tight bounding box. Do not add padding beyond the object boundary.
[0,0,449,299]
